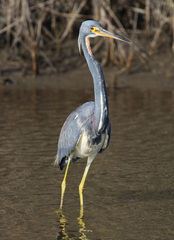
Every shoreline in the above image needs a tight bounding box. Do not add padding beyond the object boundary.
[0,49,174,92]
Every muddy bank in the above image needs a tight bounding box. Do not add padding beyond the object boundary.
[0,48,174,91]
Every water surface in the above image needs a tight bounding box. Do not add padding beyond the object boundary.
[0,86,174,239]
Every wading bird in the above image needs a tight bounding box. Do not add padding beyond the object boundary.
[55,20,130,209]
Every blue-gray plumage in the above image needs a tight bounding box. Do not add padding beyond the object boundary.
[55,20,130,208]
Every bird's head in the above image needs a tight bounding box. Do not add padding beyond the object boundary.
[78,20,130,54]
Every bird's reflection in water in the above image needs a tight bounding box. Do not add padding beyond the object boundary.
[57,206,92,240]
[57,210,70,240]
[78,206,92,240]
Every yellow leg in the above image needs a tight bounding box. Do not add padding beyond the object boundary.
[60,156,71,209]
[79,163,91,207]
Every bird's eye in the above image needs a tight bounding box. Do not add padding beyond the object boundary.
[90,27,94,31]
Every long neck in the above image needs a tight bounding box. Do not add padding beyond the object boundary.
[82,36,109,133]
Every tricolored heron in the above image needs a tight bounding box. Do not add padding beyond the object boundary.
[55,20,130,208]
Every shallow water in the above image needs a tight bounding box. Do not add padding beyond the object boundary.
[0,86,174,240]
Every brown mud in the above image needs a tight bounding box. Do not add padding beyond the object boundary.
[0,43,174,91]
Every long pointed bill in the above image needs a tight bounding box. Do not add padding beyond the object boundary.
[94,27,130,43]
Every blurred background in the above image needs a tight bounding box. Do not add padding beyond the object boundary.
[0,0,174,85]
[1,1,174,240]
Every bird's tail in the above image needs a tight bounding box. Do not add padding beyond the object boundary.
[53,153,59,166]
[53,153,66,170]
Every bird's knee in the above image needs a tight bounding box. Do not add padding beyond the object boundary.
[79,183,84,194]
[61,181,66,191]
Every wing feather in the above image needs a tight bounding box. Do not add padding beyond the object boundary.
[99,119,111,154]
[54,102,94,169]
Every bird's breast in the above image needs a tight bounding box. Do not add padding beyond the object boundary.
[73,130,105,159]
